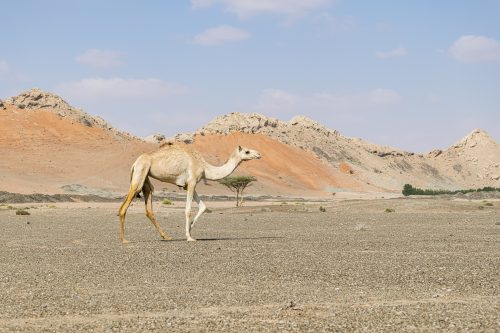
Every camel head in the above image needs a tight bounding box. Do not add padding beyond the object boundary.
[236,145,261,161]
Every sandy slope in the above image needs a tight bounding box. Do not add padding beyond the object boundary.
[0,104,152,194]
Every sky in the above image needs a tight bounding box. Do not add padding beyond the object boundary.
[1,0,499,152]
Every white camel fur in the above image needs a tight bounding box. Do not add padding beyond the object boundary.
[118,144,261,243]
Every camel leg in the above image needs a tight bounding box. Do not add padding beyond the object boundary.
[118,160,150,244]
[190,190,206,229]
[143,177,172,241]
[185,183,196,242]
[118,187,139,244]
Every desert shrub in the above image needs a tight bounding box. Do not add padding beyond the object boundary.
[319,206,326,212]
[484,202,493,206]
[162,199,173,205]
[384,208,395,213]
[16,210,30,215]
[402,184,500,196]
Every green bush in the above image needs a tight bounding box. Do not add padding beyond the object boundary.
[402,184,500,196]
[384,208,395,213]
[319,206,326,212]
[16,210,30,215]
[162,199,173,205]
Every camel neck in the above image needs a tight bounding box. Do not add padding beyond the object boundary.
[204,151,242,180]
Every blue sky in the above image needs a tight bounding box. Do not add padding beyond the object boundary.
[1,0,499,152]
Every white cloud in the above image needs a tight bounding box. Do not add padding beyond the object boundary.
[193,25,250,46]
[192,0,334,18]
[0,59,10,73]
[450,35,500,63]
[76,49,126,69]
[56,78,188,101]
[375,46,407,59]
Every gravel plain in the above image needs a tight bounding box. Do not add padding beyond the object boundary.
[0,198,499,332]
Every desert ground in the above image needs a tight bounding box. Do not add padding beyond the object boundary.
[1,197,499,332]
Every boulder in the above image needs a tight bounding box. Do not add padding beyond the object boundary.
[144,133,166,144]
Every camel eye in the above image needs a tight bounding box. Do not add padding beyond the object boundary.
[245,151,250,154]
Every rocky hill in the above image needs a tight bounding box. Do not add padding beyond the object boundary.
[5,88,136,141]
[0,90,351,196]
[174,112,500,191]
[0,90,152,195]
[2,89,498,196]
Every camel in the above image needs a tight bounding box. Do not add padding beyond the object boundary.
[118,144,261,243]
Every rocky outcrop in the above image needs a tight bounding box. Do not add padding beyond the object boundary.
[427,149,443,158]
[449,129,496,149]
[196,112,342,150]
[144,133,166,144]
[198,112,280,135]
[145,132,194,145]
[5,88,136,140]
[7,88,76,112]
[0,99,4,109]
[170,133,193,144]
[197,112,338,138]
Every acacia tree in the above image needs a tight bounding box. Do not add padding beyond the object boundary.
[219,175,257,206]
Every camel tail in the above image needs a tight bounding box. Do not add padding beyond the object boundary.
[128,164,142,198]
[128,155,152,196]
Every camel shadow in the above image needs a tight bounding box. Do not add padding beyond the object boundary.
[126,236,284,244]
[195,236,284,241]
[156,236,284,243]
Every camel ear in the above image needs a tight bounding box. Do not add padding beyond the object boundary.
[238,145,242,151]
